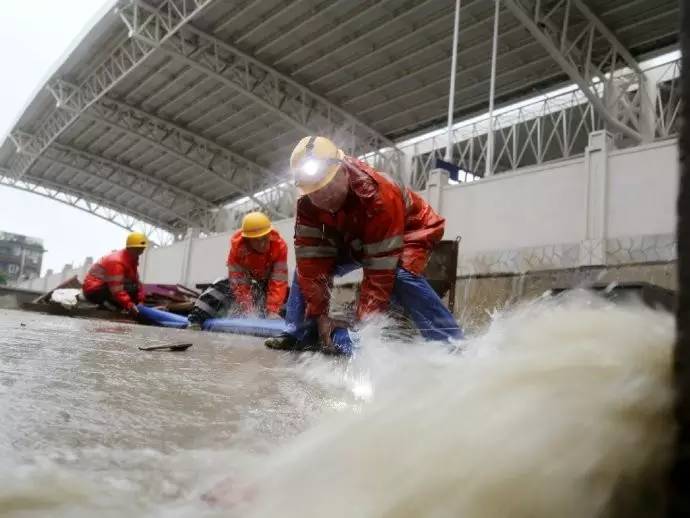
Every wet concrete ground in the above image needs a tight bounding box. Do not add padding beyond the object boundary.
[0,308,358,516]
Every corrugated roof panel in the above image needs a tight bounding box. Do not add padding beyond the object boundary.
[0,0,679,231]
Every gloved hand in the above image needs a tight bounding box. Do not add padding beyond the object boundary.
[266,312,282,320]
[128,305,140,318]
[317,314,349,354]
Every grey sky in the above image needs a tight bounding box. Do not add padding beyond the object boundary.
[0,0,126,274]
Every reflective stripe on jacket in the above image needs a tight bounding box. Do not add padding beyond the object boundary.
[226,229,288,314]
[82,249,144,310]
[295,157,445,320]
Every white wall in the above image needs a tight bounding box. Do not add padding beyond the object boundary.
[607,140,678,237]
[184,233,229,286]
[18,137,679,291]
[141,240,187,284]
[441,158,587,256]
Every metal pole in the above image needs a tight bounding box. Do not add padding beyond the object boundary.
[668,3,690,515]
[19,247,26,281]
[486,0,500,177]
[445,0,462,162]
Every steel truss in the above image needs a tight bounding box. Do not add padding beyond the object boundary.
[652,57,682,139]
[120,0,402,176]
[0,169,175,244]
[5,0,403,233]
[51,142,217,213]
[82,95,290,218]
[403,56,681,190]
[222,181,296,230]
[504,0,652,143]
[5,0,677,236]
[7,0,213,187]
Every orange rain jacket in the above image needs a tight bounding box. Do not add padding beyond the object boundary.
[294,157,445,320]
[227,229,289,315]
[82,249,144,310]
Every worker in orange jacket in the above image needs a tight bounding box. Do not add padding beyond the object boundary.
[82,232,148,316]
[265,136,462,353]
[187,212,289,330]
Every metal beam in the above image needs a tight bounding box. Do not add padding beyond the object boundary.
[0,168,179,234]
[381,56,564,136]
[89,94,293,219]
[338,20,537,107]
[504,0,647,142]
[6,0,214,181]
[270,0,389,68]
[288,0,443,79]
[233,0,303,46]
[369,51,554,127]
[123,1,400,167]
[71,113,230,189]
[215,110,277,143]
[52,142,216,211]
[10,142,217,232]
[97,94,282,183]
[251,0,343,56]
[69,95,290,218]
[322,8,457,95]
[354,36,541,117]
[210,0,265,35]
[124,55,175,102]
[37,152,194,226]
[158,76,220,120]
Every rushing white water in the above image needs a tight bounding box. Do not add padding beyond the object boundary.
[0,291,677,517]
[209,292,676,518]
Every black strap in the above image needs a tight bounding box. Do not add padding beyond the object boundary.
[304,136,317,157]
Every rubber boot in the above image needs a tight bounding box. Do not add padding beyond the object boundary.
[264,333,300,350]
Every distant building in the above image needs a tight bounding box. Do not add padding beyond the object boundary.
[0,231,45,283]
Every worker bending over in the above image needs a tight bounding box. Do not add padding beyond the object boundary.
[265,136,462,353]
[188,212,289,330]
[82,232,147,317]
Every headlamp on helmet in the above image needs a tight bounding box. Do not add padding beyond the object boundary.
[290,136,345,195]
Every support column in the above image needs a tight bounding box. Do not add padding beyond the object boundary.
[81,257,93,283]
[140,248,150,283]
[446,0,462,163]
[485,0,501,177]
[639,71,659,142]
[399,148,415,188]
[179,227,200,286]
[580,130,613,266]
[426,168,449,214]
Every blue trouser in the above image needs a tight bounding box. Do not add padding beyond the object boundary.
[285,262,462,350]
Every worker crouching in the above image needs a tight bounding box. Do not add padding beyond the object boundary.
[265,136,462,354]
[187,212,289,330]
[82,232,148,317]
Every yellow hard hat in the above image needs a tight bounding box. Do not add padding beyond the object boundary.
[290,136,344,196]
[241,211,272,238]
[126,231,148,249]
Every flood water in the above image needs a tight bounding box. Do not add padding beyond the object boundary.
[0,293,677,517]
[0,308,367,517]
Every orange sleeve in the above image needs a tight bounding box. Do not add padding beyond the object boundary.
[295,205,338,318]
[227,243,253,314]
[356,195,405,320]
[266,239,289,314]
[137,282,146,304]
[104,262,135,310]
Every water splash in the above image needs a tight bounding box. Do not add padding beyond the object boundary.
[210,291,676,518]
[0,293,677,517]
